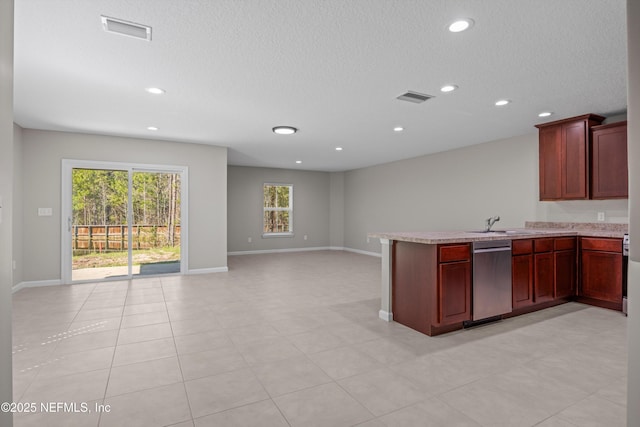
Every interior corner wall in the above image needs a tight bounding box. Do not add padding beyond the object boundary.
[626,0,639,424]
[343,133,540,253]
[227,166,330,253]
[329,172,345,248]
[21,129,227,281]
[12,123,23,287]
[0,0,14,424]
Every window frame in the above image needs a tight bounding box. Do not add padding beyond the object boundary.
[262,183,294,238]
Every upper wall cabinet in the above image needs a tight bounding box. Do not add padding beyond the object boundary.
[536,114,606,201]
[590,121,628,199]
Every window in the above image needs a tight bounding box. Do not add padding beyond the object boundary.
[263,184,293,236]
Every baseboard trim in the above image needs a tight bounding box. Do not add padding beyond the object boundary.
[188,267,229,274]
[379,310,393,322]
[343,247,382,258]
[228,246,332,256]
[12,279,62,293]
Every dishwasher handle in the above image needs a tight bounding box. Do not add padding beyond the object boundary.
[473,246,512,254]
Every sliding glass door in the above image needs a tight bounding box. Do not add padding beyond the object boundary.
[62,160,187,283]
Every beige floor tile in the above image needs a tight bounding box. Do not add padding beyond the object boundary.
[287,328,348,354]
[112,337,176,366]
[309,346,383,380]
[120,311,169,329]
[106,356,183,397]
[252,355,332,397]
[122,302,167,316]
[22,368,109,404]
[193,400,289,427]
[37,346,115,380]
[236,336,305,366]
[376,398,481,427]
[171,317,222,336]
[556,395,626,427]
[173,329,233,355]
[337,367,429,416]
[116,322,173,345]
[184,368,269,418]
[100,383,191,427]
[595,376,628,407]
[179,346,248,381]
[274,382,373,427]
[52,329,119,356]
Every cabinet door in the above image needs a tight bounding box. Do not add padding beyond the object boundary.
[512,254,534,309]
[438,261,471,325]
[562,121,588,199]
[555,250,576,298]
[580,250,623,303]
[539,126,562,200]
[591,122,628,199]
[534,252,555,302]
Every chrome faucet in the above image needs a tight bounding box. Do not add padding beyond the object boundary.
[485,215,500,232]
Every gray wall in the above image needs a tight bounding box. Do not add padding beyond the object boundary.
[1,0,14,423]
[627,0,639,423]
[20,129,228,282]
[13,124,23,286]
[344,130,630,254]
[329,172,345,248]
[227,166,331,253]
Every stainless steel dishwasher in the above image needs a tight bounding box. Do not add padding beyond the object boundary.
[472,240,512,321]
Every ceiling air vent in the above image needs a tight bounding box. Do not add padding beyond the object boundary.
[101,16,152,41]
[396,91,434,104]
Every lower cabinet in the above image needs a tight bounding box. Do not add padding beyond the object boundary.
[579,237,623,308]
[512,240,534,309]
[438,259,471,325]
[533,238,555,303]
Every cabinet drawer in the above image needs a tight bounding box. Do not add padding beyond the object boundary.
[439,244,471,263]
[512,239,533,255]
[581,237,622,253]
[555,237,576,251]
[534,238,554,253]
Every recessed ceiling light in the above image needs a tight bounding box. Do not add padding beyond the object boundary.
[147,126,158,131]
[295,160,302,164]
[145,87,165,95]
[273,126,298,135]
[448,19,474,33]
[394,127,404,132]
[440,85,458,93]
[335,147,343,151]
[538,111,553,117]
[495,99,511,106]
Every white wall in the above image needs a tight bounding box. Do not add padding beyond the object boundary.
[13,124,23,286]
[20,129,228,282]
[227,166,331,253]
[627,0,639,424]
[0,0,14,424]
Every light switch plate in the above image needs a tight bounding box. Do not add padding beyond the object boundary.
[597,212,605,222]
[38,208,53,217]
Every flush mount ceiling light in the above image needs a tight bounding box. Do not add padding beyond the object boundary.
[273,126,298,135]
[448,18,474,33]
[295,160,302,164]
[394,127,404,132]
[335,147,343,151]
[440,85,458,93]
[146,126,158,131]
[145,87,165,95]
[538,111,553,117]
[495,99,511,106]
[101,16,152,41]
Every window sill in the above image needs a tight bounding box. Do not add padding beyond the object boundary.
[262,233,294,238]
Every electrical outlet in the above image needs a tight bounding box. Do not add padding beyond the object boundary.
[367,237,370,243]
[247,237,252,243]
[304,235,308,241]
[597,212,605,222]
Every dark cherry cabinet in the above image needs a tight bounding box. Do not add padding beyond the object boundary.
[392,241,471,336]
[512,239,534,309]
[591,121,628,199]
[536,114,605,200]
[437,244,471,326]
[579,237,623,309]
[554,237,577,298]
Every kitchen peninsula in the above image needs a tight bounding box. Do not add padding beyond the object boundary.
[369,222,627,336]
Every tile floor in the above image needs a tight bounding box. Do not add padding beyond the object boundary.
[11,251,628,426]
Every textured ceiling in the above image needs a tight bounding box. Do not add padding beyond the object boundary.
[13,0,628,171]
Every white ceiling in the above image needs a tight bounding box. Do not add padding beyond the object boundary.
[13,0,628,172]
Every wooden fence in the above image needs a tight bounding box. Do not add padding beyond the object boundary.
[73,225,181,254]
